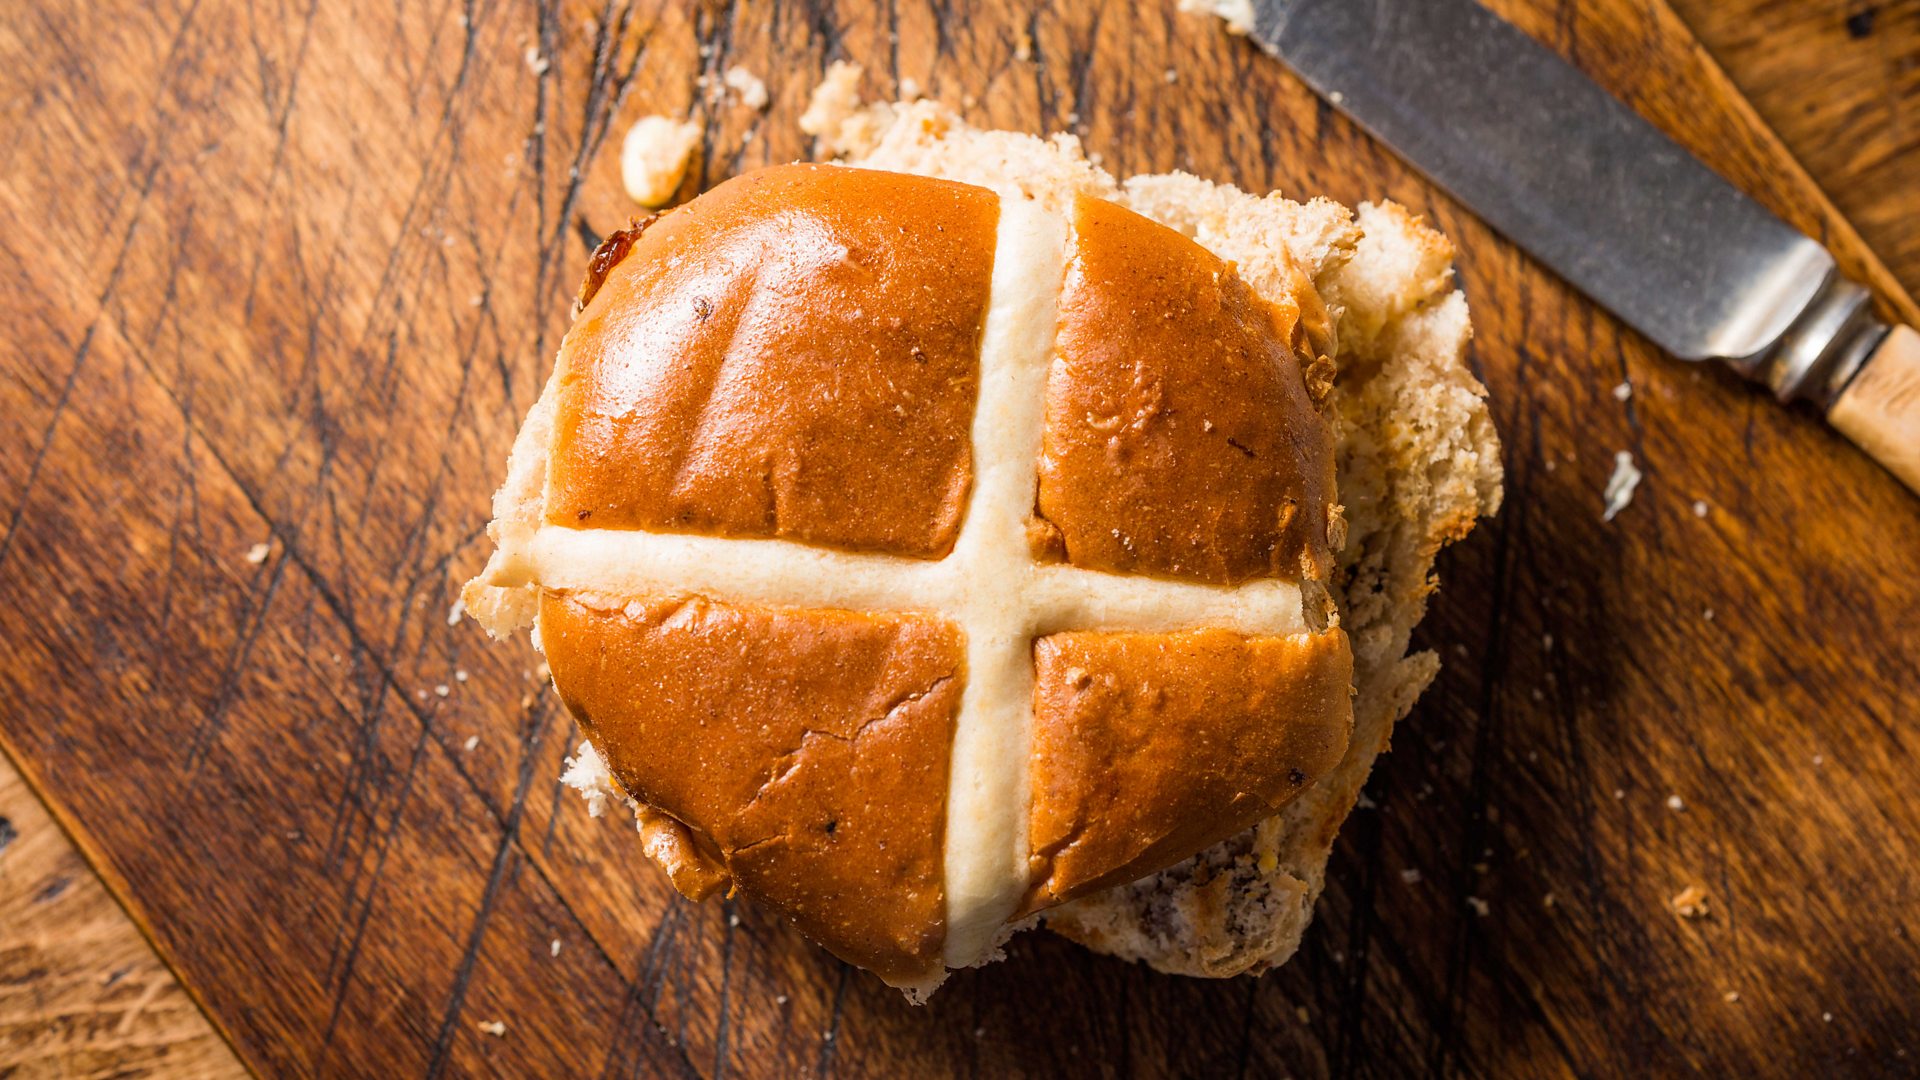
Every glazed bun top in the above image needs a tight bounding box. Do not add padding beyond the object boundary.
[466,163,1352,997]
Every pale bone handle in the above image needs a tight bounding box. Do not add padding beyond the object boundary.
[1829,324,1920,495]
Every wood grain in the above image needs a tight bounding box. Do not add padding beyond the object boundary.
[1,0,1918,1077]
[1670,0,1920,295]
[0,756,243,1077]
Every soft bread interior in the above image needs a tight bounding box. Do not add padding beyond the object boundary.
[818,96,1502,976]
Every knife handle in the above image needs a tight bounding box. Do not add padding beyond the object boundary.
[1829,324,1920,494]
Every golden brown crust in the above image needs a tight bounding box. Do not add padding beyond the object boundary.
[1038,194,1338,584]
[547,164,999,558]
[634,807,729,901]
[539,590,962,982]
[1021,628,1353,913]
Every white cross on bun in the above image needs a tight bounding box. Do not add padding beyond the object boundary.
[464,96,1502,999]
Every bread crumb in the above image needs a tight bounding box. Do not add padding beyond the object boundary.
[1813,754,1824,766]
[1465,896,1490,917]
[1601,450,1642,522]
[1400,868,1421,884]
[434,684,451,698]
[1611,380,1632,401]
[1542,892,1557,909]
[562,740,621,818]
[550,938,562,957]
[478,1020,507,1037]
[1294,1005,1310,1024]
[1177,0,1256,35]
[524,47,549,76]
[620,115,701,208]
[447,598,465,626]
[1355,791,1377,809]
[1164,68,1178,84]
[1823,1011,1833,1023]
[1613,788,1626,800]
[455,669,469,683]
[536,662,552,683]
[898,76,922,100]
[1671,884,1709,919]
[1692,499,1709,518]
[463,735,479,752]
[1724,990,1740,1003]
[723,65,769,110]
[1013,28,1033,61]
[245,542,271,564]
[1666,794,1685,811]
[728,912,741,927]
[800,61,892,155]
[775,993,789,1005]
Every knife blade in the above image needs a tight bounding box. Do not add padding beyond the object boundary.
[1246,0,1920,493]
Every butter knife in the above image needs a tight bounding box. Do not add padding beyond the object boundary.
[1247,0,1920,493]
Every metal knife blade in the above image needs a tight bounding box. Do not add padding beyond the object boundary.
[1247,0,1889,410]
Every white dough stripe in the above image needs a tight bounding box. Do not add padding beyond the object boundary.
[488,193,1314,991]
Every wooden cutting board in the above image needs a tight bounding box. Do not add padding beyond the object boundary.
[3,0,1917,1076]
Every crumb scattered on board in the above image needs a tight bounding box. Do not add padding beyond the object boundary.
[525,46,549,76]
[447,598,465,625]
[1177,0,1256,35]
[477,1020,507,1037]
[1612,380,1633,401]
[1602,450,1642,522]
[463,735,479,752]
[1400,868,1422,884]
[1672,884,1710,919]
[245,542,271,564]
[723,65,769,110]
[621,116,702,208]
[801,61,892,153]
[550,938,563,957]
[1667,793,1685,811]
[1692,499,1710,518]
[1465,896,1490,917]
